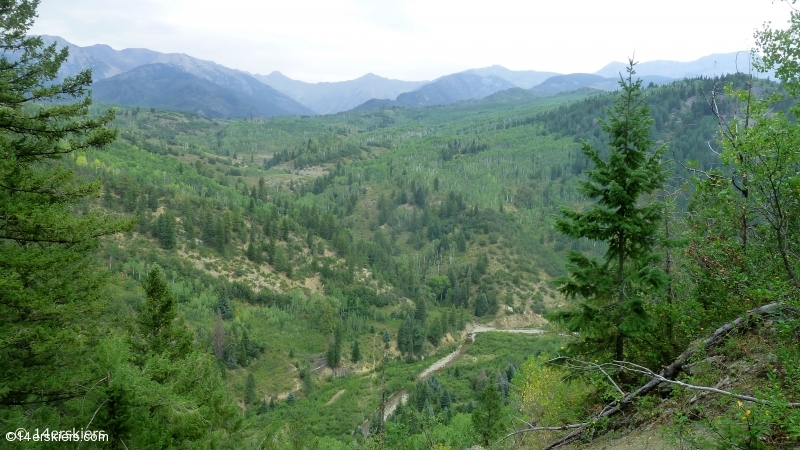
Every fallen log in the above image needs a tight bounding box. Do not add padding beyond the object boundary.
[541,302,784,449]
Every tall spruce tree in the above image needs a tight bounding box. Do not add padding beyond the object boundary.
[0,0,129,408]
[471,383,505,446]
[550,60,667,361]
[136,265,191,360]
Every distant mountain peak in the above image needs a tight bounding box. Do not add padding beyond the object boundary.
[594,52,773,79]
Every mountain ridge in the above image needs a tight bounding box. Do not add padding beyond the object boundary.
[253,71,427,114]
[36,36,769,116]
[92,63,314,118]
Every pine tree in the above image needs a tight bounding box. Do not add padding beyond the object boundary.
[326,327,342,369]
[382,329,391,349]
[550,60,667,361]
[244,373,257,405]
[217,290,234,320]
[440,388,452,410]
[157,211,177,249]
[212,310,225,360]
[225,339,238,369]
[471,383,505,446]
[351,340,361,363]
[414,297,427,323]
[136,265,192,359]
[474,293,489,317]
[398,316,413,354]
[0,0,129,407]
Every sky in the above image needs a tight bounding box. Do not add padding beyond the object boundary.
[30,0,795,83]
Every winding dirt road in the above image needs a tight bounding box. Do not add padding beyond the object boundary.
[370,325,545,428]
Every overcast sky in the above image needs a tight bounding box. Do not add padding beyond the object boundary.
[30,0,794,83]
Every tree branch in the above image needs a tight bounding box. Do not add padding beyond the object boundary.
[539,301,785,449]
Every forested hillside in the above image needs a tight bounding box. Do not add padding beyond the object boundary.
[2,2,799,449]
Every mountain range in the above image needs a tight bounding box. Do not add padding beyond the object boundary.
[594,52,770,79]
[253,71,427,114]
[34,35,765,117]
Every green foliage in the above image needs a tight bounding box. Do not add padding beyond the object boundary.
[156,210,177,249]
[0,0,130,411]
[11,3,798,443]
[474,293,489,317]
[136,264,192,359]
[515,354,592,429]
[550,60,668,361]
[218,289,234,320]
[245,373,257,405]
[471,383,506,446]
[350,340,361,364]
[326,327,343,369]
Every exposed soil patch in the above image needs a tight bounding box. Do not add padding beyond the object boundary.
[325,389,346,406]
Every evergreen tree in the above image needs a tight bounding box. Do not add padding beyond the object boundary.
[474,293,489,317]
[471,383,505,446]
[286,392,295,405]
[382,329,391,349]
[414,297,427,323]
[550,60,667,361]
[0,0,128,408]
[486,292,498,315]
[212,310,226,360]
[475,252,489,278]
[136,265,192,360]
[217,290,234,320]
[398,316,413,353]
[244,373,257,405]
[225,339,238,369]
[350,340,361,363]
[440,388,451,410]
[157,211,177,249]
[245,237,261,263]
[326,327,342,369]
[427,317,442,345]
[267,236,277,264]
[411,322,424,355]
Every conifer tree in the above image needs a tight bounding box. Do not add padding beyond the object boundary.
[382,329,391,349]
[217,289,234,320]
[244,373,257,405]
[471,383,505,446]
[440,388,451,410]
[0,0,129,407]
[474,293,489,317]
[351,340,361,363]
[550,60,667,361]
[157,211,177,249]
[326,327,342,369]
[136,265,192,359]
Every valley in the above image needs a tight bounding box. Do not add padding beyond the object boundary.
[3,5,800,448]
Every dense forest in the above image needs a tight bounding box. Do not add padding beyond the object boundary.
[1,1,799,449]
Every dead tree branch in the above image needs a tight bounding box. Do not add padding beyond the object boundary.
[538,302,784,449]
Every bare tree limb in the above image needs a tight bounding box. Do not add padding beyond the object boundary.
[539,302,784,449]
[549,356,625,397]
[609,360,800,407]
[492,422,588,448]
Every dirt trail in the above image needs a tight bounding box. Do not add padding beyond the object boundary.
[364,325,545,432]
[325,389,346,406]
